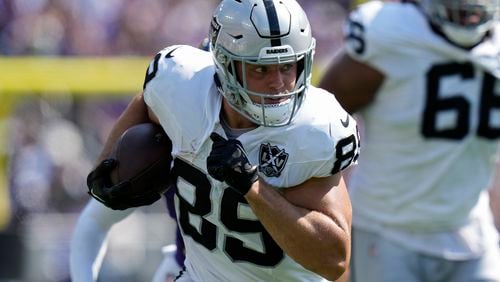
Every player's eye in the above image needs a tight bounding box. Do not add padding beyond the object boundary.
[280,64,294,73]
[254,66,267,73]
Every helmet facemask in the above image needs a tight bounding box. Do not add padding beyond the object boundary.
[421,0,500,47]
[210,0,315,127]
[213,42,314,127]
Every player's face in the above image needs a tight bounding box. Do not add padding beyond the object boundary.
[445,2,489,26]
[236,61,297,104]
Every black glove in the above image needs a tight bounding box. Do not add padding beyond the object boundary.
[206,132,258,196]
[87,159,161,210]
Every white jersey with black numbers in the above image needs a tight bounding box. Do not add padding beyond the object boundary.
[143,45,359,281]
[344,1,500,258]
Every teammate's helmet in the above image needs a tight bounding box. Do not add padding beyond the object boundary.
[420,0,499,47]
[209,0,315,127]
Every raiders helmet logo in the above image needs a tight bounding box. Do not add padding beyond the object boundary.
[259,143,289,177]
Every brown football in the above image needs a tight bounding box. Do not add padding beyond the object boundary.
[109,123,172,192]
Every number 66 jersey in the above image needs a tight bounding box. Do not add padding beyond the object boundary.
[344,1,500,257]
[143,45,360,281]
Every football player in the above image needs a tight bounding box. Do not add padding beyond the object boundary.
[85,0,360,281]
[319,0,500,281]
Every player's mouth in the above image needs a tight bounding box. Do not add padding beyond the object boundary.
[264,97,285,104]
[264,92,291,104]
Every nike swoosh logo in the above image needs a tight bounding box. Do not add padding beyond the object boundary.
[340,114,350,128]
[165,47,180,58]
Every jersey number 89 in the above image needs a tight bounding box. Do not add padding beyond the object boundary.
[172,158,284,267]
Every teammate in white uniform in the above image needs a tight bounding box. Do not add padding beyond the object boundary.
[84,0,360,281]
[319,1,500,281]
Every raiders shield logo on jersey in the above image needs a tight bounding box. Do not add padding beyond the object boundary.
[259,143,289,177]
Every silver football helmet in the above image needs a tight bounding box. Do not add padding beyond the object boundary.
[210,0,315,127]
[420,0,499,47]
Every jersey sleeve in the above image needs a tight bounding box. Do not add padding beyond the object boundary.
[343,1,386,63]
[143,45,221,155]
[343,1,429,78]
[305,90,360,178]
[258,88,360,189]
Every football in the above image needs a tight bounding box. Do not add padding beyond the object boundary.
[109,123,173,193]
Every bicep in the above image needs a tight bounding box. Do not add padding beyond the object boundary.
[319,50,385,114]
[282,174,352,230]
[96,92,153,162]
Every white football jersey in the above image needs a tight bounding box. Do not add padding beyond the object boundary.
[143,45,359,281]
[344,1,500,256]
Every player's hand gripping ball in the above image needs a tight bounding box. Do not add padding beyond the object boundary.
[87,123,173,210]
[207,132,258,196]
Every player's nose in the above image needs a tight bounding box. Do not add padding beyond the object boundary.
[267,68,285,92]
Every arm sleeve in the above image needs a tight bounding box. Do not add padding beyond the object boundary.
[69,200,135,282]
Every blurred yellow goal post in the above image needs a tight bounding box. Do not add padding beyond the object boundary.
[0,56,150,229]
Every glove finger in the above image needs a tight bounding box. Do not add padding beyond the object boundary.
[124,191,161,208]
[234,142,246,153]
[210,132,226,143]
[104,202,132,211]
[108,181,132,198]
[88,159,117,185]
[229,138,243,146]
[95,159,117,173]
[107,202,130,211]
[87,171,100,190]
[206,151,229,163]
[103,185,159,210]
[88,189,111,206]
[207,164,225,181]
[206,154,227,169]
[211,141,239,158]
[87,173,113,198]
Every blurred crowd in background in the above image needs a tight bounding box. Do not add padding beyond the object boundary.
[0,0,350,58]
[0,0,355,281]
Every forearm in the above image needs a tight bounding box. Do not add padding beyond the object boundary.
[96,93,151,163]
[70,200,135,281]
[70,215,108,282]
[244,179,351,281]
